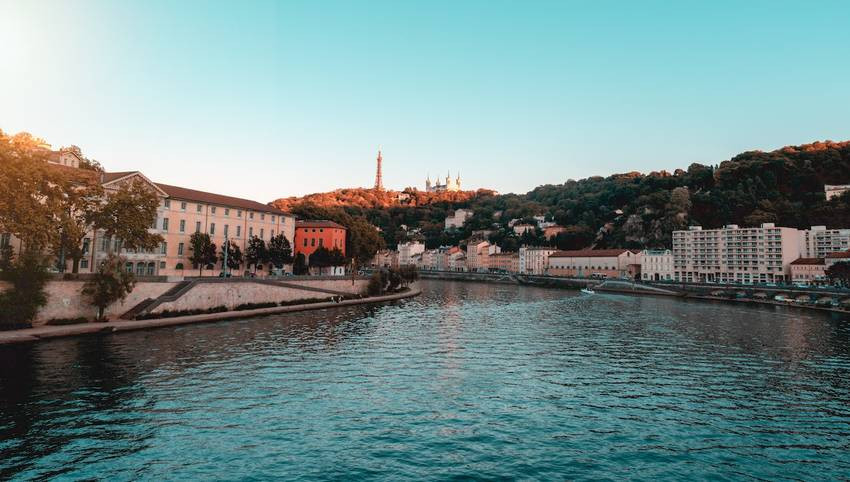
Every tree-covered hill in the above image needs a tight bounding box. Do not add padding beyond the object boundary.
[274,140,850,251]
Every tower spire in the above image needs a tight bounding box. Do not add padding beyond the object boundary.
[374,147,383,190]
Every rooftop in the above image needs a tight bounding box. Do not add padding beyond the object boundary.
[791,257,826,265]
[295,220,347,229]
[550,249,631,258]
[155,182,289,216]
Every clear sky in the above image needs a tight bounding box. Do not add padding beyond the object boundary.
[1,0,848,202]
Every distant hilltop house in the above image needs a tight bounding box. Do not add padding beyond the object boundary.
[825,184,850,200]
[445,209,474,230]
[426,172,462,192]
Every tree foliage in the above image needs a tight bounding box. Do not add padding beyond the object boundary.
[246,236,268,272]
[219,239,243,272]
[88,179,163,252]
[188,232,217,275]
[826,262,850,287]
[0,250,50,327]
[293,253,309,275]
[267,233,293,269]
[82,253,136,321]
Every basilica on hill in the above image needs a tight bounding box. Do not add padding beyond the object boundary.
[426,172,462,192]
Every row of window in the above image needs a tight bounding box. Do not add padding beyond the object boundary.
[159,218,276,240]
[162,199,282,223]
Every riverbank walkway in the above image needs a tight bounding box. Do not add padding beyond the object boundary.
[0,287,421,345]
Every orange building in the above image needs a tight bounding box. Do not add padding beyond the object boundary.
[294,220,347,259]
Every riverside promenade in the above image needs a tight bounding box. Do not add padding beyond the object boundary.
[0,287,421,345]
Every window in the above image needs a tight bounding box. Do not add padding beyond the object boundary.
[179,219,186,232]
[0,233,9,248]
[236,226,241,237]
[162,218,169,231]
[211,206,217,214]
[224,225,229,238]
[197,204,203,213]
[160,242,167,254]
[303,238,307,247]
[80,259,88,269]
[225,208,230,216]
[210,223,216,235]
[311,238,315,247]
[181,201,187,210]
[159,261,166,269]
[82,238,90,254]
[272,215,276,223]
[319,238,323,247]
[164,199,170,208]
[237,210,242,217]
[178,242,184,255]
[249,227,253,237]
[260,228,264,239]
[260,214,265,221]
[249,212,254,220]
[195,221,201,233]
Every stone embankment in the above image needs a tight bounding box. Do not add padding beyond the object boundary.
[0,286,421,345]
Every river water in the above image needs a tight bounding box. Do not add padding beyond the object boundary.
[2,280,850,480]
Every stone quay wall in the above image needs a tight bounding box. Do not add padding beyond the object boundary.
[0,276,369,326]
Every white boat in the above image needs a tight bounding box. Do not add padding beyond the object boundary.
[580,288,595,295]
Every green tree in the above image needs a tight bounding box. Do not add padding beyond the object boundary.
[267,233,293,271]
[0,250,50,327]
[219,239,243,274]
[308,246,346,275]
[293,253,309,275]
[245,236,268,273]
[82,253,136,321]
[188,232,217,276]
[826,261,850,287]
[88,179,163,253]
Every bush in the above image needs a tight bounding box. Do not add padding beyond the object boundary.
[0,250,50,328]
[46,317,90,326]
[234,302,278,311]
[136,305,228,320]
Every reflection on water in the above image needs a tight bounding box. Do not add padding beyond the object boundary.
[2,281,850,480]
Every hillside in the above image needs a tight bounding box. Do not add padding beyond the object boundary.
[271,141,850,252]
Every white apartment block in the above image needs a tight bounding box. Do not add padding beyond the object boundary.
[398,241,425,266]
[799,226,850,258]
[672,223,801,283]
[641,249,673,281]
[445,209,474,230]
[518,246,555,275]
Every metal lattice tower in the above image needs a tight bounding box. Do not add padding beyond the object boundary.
[374,148,383,190]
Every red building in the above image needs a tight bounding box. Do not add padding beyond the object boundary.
[294,220,347,259]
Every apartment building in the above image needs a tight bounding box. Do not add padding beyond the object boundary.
[548,249,641,279]
[672,223,800,283]
[444,209,473,230]
[487,252,520,273]
[790,258,827,285]
[398,241,425,266]
[518,246,555,275]
[641,249,673,281]
[799,226,850,258]
[294,220,347,261]
[466,241,500,272]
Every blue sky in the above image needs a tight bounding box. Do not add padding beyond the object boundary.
[1,0,848,201]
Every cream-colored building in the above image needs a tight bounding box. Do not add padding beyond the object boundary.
[3,167,295,277]
[825,184,850,201]
[518,246,555,275]
[445,209,473,230]
[799,226,850,258]
[672,223,801,283]
[641,249,673,281]
[487,252,519,273]
[398,241,425,266]
[548,249,641,279]
[789,258,827,285]
[465,241,500,272]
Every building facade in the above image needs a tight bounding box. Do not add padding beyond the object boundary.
[294,220,347,260]
[799,226,850,258]
[790,258,827,285]
[445,209,474,230]
[398,241,425,266]
[548,249,641,279]
[672,223,801,283]
[518,246,555,275]
[641,249,674,281]
[487,252,519,273]
[825,184,850,201]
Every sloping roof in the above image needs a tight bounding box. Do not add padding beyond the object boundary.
[155,183,289,215]
[791,257,825,265]
[826,251,850,259]
[101,171,137,183]
[550,249,630,258]
[295,220,346,229]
